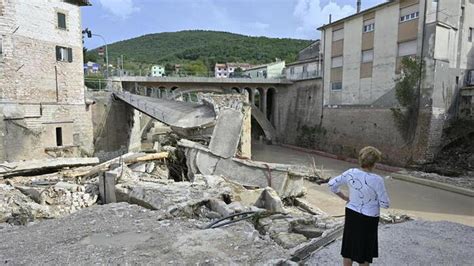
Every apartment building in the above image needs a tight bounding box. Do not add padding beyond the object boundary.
[285,40,322,80]
[0,0,93,161]
[244,61,285,79]
[317,0,474,163]
[214,62,252,78]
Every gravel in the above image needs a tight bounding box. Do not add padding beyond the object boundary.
[0,203,290,265]
[306,220,474,265]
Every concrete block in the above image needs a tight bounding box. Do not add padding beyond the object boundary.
[195,151,220,175]
[273,232,307,249]
[208,108,243,158]
[213,158,288,194]
[99,172,117,204]
[254,187,284,213]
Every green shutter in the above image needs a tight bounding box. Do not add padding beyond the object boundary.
[56,46,61,61]
[58,13,66,29]
[67,48,73,62]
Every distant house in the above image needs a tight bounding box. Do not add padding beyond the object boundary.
[214,62,252,78]
[284,40,322,80]
[151,65,165,77]
[243,60,285,79]
[83,61,100,74]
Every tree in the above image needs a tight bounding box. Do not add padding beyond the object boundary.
[231,67,245,78]
[391,57,422,142]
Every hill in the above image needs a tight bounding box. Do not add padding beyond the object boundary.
[86,30,313,75]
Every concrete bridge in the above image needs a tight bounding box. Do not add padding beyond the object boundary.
[113,76,293,141]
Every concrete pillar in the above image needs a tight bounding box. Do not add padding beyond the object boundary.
[99,171,116,204]
[261,88,268,118]
[134,82,138,94]
[250,89,256,106]
[240,105,252,159]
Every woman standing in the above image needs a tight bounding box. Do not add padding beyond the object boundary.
[328,146,390,266]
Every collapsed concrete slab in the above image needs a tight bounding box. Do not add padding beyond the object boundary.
[208,108,243,158]
[178,139,310,197]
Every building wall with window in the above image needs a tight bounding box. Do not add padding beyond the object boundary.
[0,0,93,161]
[317,0,474,165]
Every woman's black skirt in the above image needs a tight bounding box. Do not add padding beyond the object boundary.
[341,208,379,263]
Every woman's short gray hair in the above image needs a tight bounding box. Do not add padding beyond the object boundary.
[358,146,382,168]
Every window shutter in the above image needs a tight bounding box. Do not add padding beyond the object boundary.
[56,46,61,61]
[67,48,73,62]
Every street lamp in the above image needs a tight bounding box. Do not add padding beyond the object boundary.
[83,28,109,79]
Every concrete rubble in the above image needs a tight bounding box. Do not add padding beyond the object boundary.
[0,142,344,263]
[0,95,342,263]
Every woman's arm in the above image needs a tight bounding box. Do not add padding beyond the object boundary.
[328,170,350,201]
[335,191,349,202]
[377,180,390,208]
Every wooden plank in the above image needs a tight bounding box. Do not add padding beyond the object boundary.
[0,158,99,178]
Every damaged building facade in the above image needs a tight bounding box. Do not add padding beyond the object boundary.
[0,0,93,161]
[315,0,474,164]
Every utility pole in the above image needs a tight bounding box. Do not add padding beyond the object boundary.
[83,28,109,79]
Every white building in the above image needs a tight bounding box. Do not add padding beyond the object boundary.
[150,65,165,77]
[214,62,252,78]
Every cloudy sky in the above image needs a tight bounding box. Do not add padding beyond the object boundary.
[82,0,385,49]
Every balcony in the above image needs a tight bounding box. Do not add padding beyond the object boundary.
[286,70,322,81]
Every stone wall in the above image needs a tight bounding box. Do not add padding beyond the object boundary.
[0,103,94,161]
[274,79,323,145]
[0,1,93,161]
[89,91,136,162]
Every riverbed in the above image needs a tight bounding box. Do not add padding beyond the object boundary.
[252,143,474,226]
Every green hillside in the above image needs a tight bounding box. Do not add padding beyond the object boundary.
[86,30,312,76]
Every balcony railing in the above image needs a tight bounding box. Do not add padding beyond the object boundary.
[287,70,322,81]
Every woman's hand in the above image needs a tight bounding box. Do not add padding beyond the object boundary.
[336,192,349,202]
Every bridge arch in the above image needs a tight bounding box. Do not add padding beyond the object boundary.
[266,87,276,126]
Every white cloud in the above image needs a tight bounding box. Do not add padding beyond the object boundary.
[98,0,140,19]
[293,0,356,39]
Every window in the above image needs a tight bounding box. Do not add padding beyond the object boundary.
[361,49,374,63]
[469,27,473,42]
[363,24,375,33]
[400,5,419,22]
[332,28,344,41]
[290,67,295,74]
[363,19,375,33]
[331,56,343,68]
[303,65,307,73]
[398,40,417,57]
[56,127,63,147]
[57,12,66,29]
[56,46,72,62]
[331,82,342,91]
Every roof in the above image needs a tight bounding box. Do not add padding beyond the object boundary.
[226,63,252,68]
[317,0,396,30]
[244,61,285,71]
[67,0,92,6]
[286,58,320,67]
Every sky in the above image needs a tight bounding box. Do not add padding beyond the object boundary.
[82,0,385,49]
